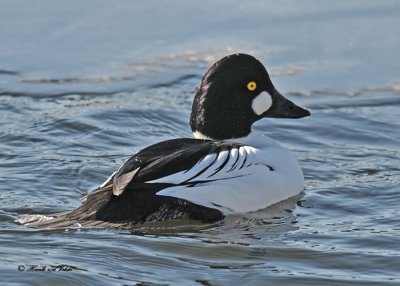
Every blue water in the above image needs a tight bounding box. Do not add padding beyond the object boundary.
[1,1,400,285]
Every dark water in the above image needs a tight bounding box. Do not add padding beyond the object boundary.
[1,1,400,285]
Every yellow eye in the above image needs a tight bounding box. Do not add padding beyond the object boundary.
[247,81,257,91]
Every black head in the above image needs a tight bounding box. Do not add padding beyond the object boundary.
[190,53,310,140]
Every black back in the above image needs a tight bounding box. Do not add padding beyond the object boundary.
[114,138,241,183]
[62,138,243,225]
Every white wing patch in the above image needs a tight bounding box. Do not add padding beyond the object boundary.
[147,146,259,185]
[146,153,218,184]
[156,164,299,214]
[192,150,229,180]
[225,147,238,171]
[244,146,257,168]
[234,146,247,169]
[154,144,304,214]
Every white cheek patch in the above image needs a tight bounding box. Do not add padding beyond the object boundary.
[251,91,273,115]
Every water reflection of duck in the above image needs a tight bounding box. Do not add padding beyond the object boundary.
[24,53,310,228]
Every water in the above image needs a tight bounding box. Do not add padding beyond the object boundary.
[1,1,400,285]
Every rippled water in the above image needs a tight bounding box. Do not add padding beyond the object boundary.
[1,1,400,285]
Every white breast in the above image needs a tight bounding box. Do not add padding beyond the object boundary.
[155,134,305,214]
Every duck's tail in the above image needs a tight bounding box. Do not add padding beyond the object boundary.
[17,183,224,229]
[16,185,127,228]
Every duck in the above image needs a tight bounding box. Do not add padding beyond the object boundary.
[29,53,310,228]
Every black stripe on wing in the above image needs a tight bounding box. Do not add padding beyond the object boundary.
[239,151,248,169]
[183,153,219,183]
[227,149,240,172]
[111,138,244,193]
[207,150,232,178]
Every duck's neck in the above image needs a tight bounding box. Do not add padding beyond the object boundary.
[192,130,213,140]
[193,130,279,149]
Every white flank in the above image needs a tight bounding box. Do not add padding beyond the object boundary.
[155,134,305,214]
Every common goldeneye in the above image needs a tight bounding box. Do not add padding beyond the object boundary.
[29,53,310,228]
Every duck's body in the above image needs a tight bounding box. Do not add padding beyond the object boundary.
[24,54,310,228]
[154,133,304,214]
